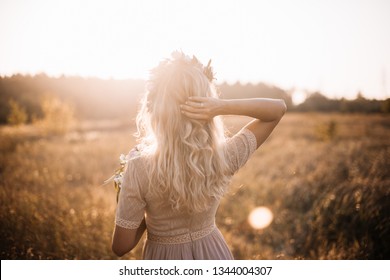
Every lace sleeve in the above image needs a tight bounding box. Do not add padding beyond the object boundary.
[115,157,146,229]
[226,128,257,175]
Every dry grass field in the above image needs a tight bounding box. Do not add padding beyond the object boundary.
[0,113,389,259]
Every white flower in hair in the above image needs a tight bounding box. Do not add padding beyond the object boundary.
[170,51,215,82]
[171,50,191,62]
[171,50,182,60]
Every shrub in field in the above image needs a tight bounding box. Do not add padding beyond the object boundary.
[34,96,75,135]
[7,99,28,125]
[315,120,337,141]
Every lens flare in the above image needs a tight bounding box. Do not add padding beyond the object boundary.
[248,207,273,229]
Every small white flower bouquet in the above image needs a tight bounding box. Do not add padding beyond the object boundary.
[104,146,140,202]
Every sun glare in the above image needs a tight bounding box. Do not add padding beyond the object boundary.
[248,207,274,230]
[292,89,307,105]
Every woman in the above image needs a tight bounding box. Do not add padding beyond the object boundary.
[112,51,286,259]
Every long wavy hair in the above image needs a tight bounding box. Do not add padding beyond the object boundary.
[135,51,230,212]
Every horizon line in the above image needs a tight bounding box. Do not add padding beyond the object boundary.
[0,72,388,101]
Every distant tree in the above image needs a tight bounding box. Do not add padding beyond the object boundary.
[296,92,339,112]
[35,96,75,135]
[381,98,390,113]
[348,92,367,112]
[356,91,365,100]
[7,99,27,125]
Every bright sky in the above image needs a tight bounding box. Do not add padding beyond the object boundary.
[1,0,389,101]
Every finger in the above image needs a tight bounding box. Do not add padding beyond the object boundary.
[181,104,204,113]
[184,101,206,108]
[181,110,209,120]
[188,96,208,102]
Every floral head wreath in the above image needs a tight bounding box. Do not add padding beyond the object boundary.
[146,51,217,105]
[162,51,215,82]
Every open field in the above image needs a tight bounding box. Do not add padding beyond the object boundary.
[0,113,389,259]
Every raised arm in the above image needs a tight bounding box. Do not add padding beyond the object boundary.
[181,97,286,148]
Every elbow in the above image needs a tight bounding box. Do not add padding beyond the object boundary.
[278,99,287,119]
[112,242,134,257]
[111,224,141,257]
[112,244,126,257]
[282,99,287,114]
[113,250,126,258]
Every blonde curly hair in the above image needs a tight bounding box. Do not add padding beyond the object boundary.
[135,51,230,212]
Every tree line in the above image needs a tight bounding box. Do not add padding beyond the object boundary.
[0,74,388,124]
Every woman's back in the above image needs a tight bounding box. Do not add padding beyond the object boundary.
[111,52,286,259]
[115,128,257,259]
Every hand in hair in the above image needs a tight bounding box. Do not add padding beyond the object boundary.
[182,96,287,148]
[180,96,222,121]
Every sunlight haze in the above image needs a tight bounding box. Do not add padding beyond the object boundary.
[0,0,389,100]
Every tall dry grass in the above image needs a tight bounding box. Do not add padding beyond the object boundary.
[0,113,389,259]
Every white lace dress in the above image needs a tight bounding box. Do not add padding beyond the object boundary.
[115,128,257,259]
